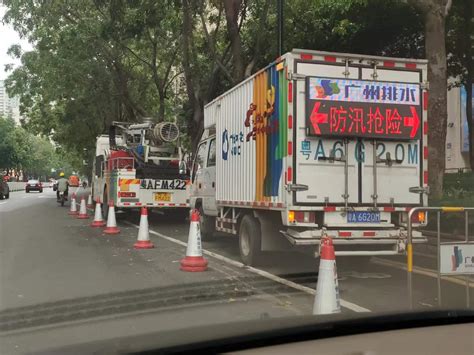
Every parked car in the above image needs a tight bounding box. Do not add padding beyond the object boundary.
[0,179,9,199]
[26,180,43,193]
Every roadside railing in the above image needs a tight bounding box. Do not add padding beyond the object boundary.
[407,207,474,309]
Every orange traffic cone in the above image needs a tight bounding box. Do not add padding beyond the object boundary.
[103,199,120,234]
[313,237,341,315]
[87,193,93,208]
[76,197,89,219]
[68,193,78,215]
[134,207,154,249]
[180,209,208,272]
[90,198,106,227]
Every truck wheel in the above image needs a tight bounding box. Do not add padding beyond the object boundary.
[198,206,214,241]
[0,193,4,200]
[239,215,262,266]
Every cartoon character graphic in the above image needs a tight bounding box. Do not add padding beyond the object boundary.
[314,79,341,98]
[451,246,463,271]
[243,67,287,200]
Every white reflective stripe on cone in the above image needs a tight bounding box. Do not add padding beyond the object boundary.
[137,212,150,241]
[313,259,341,315]
[94,203,103,221]
[106,206,117,227]
[185,221,203,257]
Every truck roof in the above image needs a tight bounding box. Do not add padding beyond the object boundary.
[204,49,428,111]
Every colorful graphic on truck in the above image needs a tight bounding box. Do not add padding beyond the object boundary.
[242,65,288,201]
[306,77,422,140]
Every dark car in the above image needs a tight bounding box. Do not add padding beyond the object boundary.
[26,180,43,193]
[0,180,9,199]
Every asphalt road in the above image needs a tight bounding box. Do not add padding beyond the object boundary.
[0,188,472,353]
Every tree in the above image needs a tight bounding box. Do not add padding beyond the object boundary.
[408,0,452,199]
[447,0,473,169]
[0,116,17,170]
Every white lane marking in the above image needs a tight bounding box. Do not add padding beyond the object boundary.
[372,257,474,288]
[0,201,6,205]
[124,221,371,313]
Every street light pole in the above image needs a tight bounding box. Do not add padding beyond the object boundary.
[277,0,283,56]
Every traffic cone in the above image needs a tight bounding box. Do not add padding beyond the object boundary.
[313,237,341,315]
[90,198,106,227]
[180,209,208,272]
[76,197,89,219]
[134,207,154,249]
[103,199,120,234]
[87,194,93,208]
[68,193,78,215]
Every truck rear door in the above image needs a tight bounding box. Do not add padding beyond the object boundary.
[293,59,423,207]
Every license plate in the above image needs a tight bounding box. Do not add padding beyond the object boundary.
[154,192,171,202]
[347,211,380,223]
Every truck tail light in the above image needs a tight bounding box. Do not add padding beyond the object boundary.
[119,192,136,198]
[289,211,315,224]
[411,211,426,224]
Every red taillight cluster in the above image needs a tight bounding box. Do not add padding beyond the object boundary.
[119,192,136,198]
[289,211,316,224]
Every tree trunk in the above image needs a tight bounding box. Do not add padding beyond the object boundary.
[463,0,474,170]
[182,0,204,150]
[158,87,166,122]
[223,0,244,82]
[425,6,449,199]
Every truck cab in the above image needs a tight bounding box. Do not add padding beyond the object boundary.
[190,129,218,237]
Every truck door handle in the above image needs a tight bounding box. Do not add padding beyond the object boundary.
[199,183,202,189]
[212,182,215,188]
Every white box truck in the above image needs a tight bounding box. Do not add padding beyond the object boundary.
[190,49,429,265]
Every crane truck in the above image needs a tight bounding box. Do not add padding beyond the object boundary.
[92,119,189,217]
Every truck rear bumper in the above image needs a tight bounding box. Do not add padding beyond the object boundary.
[280,228,427,256]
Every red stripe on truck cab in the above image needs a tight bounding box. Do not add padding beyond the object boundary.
[288,82,293,103]
[383,61,395,67]
[300,53,313,60]
[423,92,428,111]
[288,142,293,156]
[405,62,417,69]
[288,115,293,129]
[424,171,429,185]
[324,56,337,62]
[287,167,292,182]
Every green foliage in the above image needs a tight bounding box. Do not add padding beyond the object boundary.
[0,116,82,179]
[0,0,466,175]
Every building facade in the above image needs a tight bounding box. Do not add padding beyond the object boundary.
[0,80,21,124]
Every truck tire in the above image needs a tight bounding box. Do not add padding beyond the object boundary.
[198,206,214,241]
[239,215,262,266]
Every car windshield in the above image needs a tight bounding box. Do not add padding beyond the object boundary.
[0,1,473,354]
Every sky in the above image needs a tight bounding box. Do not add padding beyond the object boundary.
[0,5,33,80]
